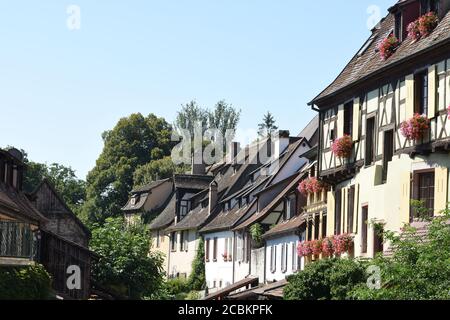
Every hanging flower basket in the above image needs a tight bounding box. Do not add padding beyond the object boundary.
[311,239,323,256]
[322,237,335,257]
[400,114,430,141]
[297,241,313,257]
[378,35,399,60]
[331,135,353,159]
[298,177,327,196]
[332,234,354,255]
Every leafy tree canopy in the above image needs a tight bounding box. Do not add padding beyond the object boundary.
[90,217,165,299]
[258,111,278,137]
[82,113,173,224]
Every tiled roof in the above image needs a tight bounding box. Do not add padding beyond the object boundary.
[166,205,211,232]
[262,214,306,239]
[122,192,149,211]
[311,8,450,104]
[131,178,171,193]
[148,192,176,230]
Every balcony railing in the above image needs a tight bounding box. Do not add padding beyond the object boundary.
[0,221,35,259]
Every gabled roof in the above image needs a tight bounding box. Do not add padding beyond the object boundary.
[262,214,306,239]
[165,205,212,232]
[310,7,450,105]
[30,179,91,237]
[131,178,171,194]
[122,192,149,212]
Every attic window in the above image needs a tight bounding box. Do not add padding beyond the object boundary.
[131,195,139,206]
[395,12,403,41]
[421,0,440,15]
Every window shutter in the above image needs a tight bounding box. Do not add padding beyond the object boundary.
[337,104,344,138]
[354,184,360,234]
[434,167,448,214]
[237,234,242,262]
[352,98,360,141]
[428,65,437,118]
[326,191,335,236]
[405,74,415,119]
[400,171,411,224]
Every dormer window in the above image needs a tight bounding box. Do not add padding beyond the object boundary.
[395,12,403,41]
[421,0,440,15]
[180,199,190,219]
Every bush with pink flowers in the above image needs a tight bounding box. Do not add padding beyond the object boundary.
[331,135,353,159]
[298,177,326,196]
[400,114,430,141]
[378,35,399,60]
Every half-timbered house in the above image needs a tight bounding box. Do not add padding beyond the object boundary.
[309,0,450,258]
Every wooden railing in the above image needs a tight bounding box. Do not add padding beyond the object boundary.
[0,221,35,259]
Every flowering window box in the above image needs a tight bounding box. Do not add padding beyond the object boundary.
[408,12,439,41]
[400,114,430,141]
[331,135,353,159]
[378,35,399,60]
[298,177,326,196]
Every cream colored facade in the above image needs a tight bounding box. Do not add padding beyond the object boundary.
[320,57,450,258]
[150,230,171,275]
[167,229,199,278]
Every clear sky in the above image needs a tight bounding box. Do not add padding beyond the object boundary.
[0,0,394,179]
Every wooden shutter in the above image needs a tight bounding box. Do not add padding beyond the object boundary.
[213,237,218,261]
[337,104,344,138]
[347,186,355,234]
[400,171,411,224]
[352,98,360,141]
[428,65,437,118]
[326,191,335,236]
[205,239,210,262]
[354,184,360,234]
[361,206,368,254]
[236,234,242,262]
[405,74,415,119]
[434,167,448,214]
[447,59,450,108]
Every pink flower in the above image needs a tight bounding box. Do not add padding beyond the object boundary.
[407,12,439,41]
[298,177,327,196]
[407,20,421,41]
[311,239,323,256]
[332,234,354,255]
[400,114,430,141]
[447,105,450,120]
[297,241,313,257]
[378,35,399,60]
[322,237,334,257]
[331,135,353,159]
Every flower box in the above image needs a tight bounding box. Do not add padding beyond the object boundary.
[331,135,353,159]
[321,237,335,257]
[297,241,313,257]
[298,177,326,196]
[311,239,323,256]
[408,12,439,41]
[400,114,430,141]
[332,234,354,255]
[378,35,399,60]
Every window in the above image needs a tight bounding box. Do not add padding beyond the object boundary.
[270,245,277,273]
[412,171,435,218]
[383,130,394,183]
[343,101,353,137]
[374,226,384,255]
[347,186,355,234]
[415,71,429,116]
[291,242,297,271]
[180,231,188,252]
[224,238,228,261]
[395,12,403,41]
[180,200,190,219]
[213,237,218,262]
[170,232,177,252]
[156,230,160,248]
[335,189,342,235]
[329,129,335,142]
[307,219,313,241]
[242,233,251,263]
[321,214,327,239]
[365,117,375,166]
[421,0,440,15]
[284,195,296,220]
[361,206,369,254]
[205,239,210,262]
[314,214,320,240]
[281,243,287,273]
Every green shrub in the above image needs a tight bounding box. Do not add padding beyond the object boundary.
[187,238,205,291]
[284,258,367,300]
[185,290,201,300]
[165,278,190,296]
[0,264,53,300]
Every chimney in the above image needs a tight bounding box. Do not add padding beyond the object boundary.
[191,151,206,175]
[274,130,290,159]
[228,141,241,164]
[208,181,218,216]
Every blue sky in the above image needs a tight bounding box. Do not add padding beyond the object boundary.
[0,0,394,179]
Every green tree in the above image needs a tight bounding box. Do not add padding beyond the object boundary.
[187,238,206,291]
[90,217,165,299]
[207,100,241,139]
[22,160,86,216]
[350,203,450,300]
[174,101,208,138]
[258,111,278,137]
[133,156,189,189]
[82,113,173,224]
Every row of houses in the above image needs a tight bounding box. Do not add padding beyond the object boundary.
[123,0,450,300]
[0,148,93,299]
